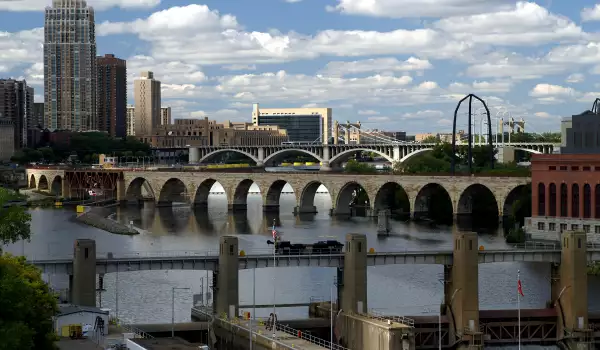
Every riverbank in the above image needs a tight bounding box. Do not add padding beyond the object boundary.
[75,206,139,235]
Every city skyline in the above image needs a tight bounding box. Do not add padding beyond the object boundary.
[3,0,600,133]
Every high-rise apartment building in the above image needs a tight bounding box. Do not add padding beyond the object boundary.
[44,0,97,131]
[160,107,171,125]
[134,71,161,137]
[126,105,135,136]
[32,102,44,129]
[97,54,127,137]
[0,79,33,150]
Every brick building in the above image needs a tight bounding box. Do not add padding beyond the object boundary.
[97,54,127,137]
[526,105,600,242]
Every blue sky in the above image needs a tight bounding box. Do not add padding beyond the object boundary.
[3,0,600,134]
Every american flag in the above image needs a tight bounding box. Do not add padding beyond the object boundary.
[518,279,524,297]
[272,224,278,239]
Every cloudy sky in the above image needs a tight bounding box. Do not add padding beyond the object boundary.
[2,0,600,134]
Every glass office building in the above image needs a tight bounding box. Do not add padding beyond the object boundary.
[257,114,321,143]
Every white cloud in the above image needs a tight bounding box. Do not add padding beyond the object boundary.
[449,80,512,93]
[328,0,513,18]
[434,2,585,46]
[465,52,567,80]
[189,109,246,121]
[582,4,600,22]
[320,57,432,77]
[530,84,576,98]
[358,110,380,115]
[0,28,43,70]
[0,0,160,11]
[403,110,444,119]
[534,112,552,118]
[367,116,390,122]
[222,64,257,71]
[566,73,585,83]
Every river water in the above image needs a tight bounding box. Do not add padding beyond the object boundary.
[4,184,600,344]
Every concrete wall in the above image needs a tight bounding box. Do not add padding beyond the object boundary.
[338,313,413,350]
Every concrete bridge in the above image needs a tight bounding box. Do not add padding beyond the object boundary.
[185,142,558,168]
[26,168,530,218]
[43,232,594,349]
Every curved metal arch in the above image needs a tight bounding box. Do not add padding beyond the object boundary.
[198,149,259,164]
[399,148,433,163]
[263,148,324,165]
[452,94,494,174]
[592,98,600,114]
[329,148,393,166]
[512,147,542,155]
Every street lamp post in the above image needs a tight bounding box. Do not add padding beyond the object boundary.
[172,287,191,338]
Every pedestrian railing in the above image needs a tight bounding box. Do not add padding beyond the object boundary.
[364,310,415,327]
[275,322,349,350]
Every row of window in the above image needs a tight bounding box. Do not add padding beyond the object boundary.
[548,165,600,171]
[537,221,600,234]
[537,182,600,218]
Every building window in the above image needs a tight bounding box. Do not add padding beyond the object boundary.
[560,166,567,171]
[583,166,591,171]
[572,184,580,218]
[572,224,579,231]
[584,184,592,218]
[583,225,591,233]
[549,166,556,170]
[560,183,568,217]
[549,183,557,217]
[595,225,600,234]
[537,222,545,231]
[560,223,568,232]
[538,183,546,216]
[549,222,556,231]
[572,166,580,171]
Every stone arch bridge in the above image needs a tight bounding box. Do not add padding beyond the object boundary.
[27,168,530,219]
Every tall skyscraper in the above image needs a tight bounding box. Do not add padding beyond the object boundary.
[0,79,33,150]
[160,107,171,125]
[134,71,161,136]
[97,54,127,137]
[126,105,135,136]
[44,0,97,131]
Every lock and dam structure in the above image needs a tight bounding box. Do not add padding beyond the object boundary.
[30,231,600,350]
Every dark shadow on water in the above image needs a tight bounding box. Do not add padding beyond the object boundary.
[263,211,281,228]
[456,214,500,234]
[191,208,216,235]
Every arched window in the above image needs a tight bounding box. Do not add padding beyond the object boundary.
[596,184,600,219]
[584,184,591,218]
[549,183,557,217]
[538,183,546,216]
[560,183,568,217]
[572,184,580,218]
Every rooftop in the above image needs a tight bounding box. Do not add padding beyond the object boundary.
[131,338,206,350]
[57,304,109,316]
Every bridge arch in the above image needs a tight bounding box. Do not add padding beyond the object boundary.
[38,175,49,191]
[198,149,259,164]
[232,179,260,209]
[457,183,499,224]
[329,148,393,167]
[50,176,62,196]
[158,178,189,205]
[512,147,542,155]
[29,174,36,189]
[503,184,531,219]
[193,178,223,208]
[399,148,434,163]
[413,183,453,224]
[298,181,332,213]
[265,180,297,209]
[335,181,370,216]
[125,177,156,202]
[373,182,410,216]
[263,149,323,166]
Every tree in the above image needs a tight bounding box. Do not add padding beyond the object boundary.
[344,159,377,174]
[421,135,438,143]
[0,188,31,246]
[0,255,59,350]
[0,188,58,349]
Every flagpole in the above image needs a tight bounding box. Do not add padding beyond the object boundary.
[272,219,277,338]
[518,269,521,350]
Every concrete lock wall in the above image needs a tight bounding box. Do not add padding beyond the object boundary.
[339,313,413,350]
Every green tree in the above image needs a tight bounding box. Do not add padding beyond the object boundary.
[0,255,59,350]
[344,159,377,174]
[0,187,58,349]
[0,188,31,245]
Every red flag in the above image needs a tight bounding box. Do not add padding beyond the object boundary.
[518,279,524,297]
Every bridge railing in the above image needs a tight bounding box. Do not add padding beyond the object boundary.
[364,310,415,327]
[508,242,559,250]
[275,322,349,350]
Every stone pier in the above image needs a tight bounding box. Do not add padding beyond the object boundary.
[214,236,239,319]
[377,209,391,236]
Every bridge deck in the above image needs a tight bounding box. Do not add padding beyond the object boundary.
[28,248,600,274]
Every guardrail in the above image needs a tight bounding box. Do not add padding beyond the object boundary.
[275,322,349,350]
[364,310,415,327]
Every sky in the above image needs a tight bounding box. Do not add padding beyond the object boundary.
[3,0,600,135]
